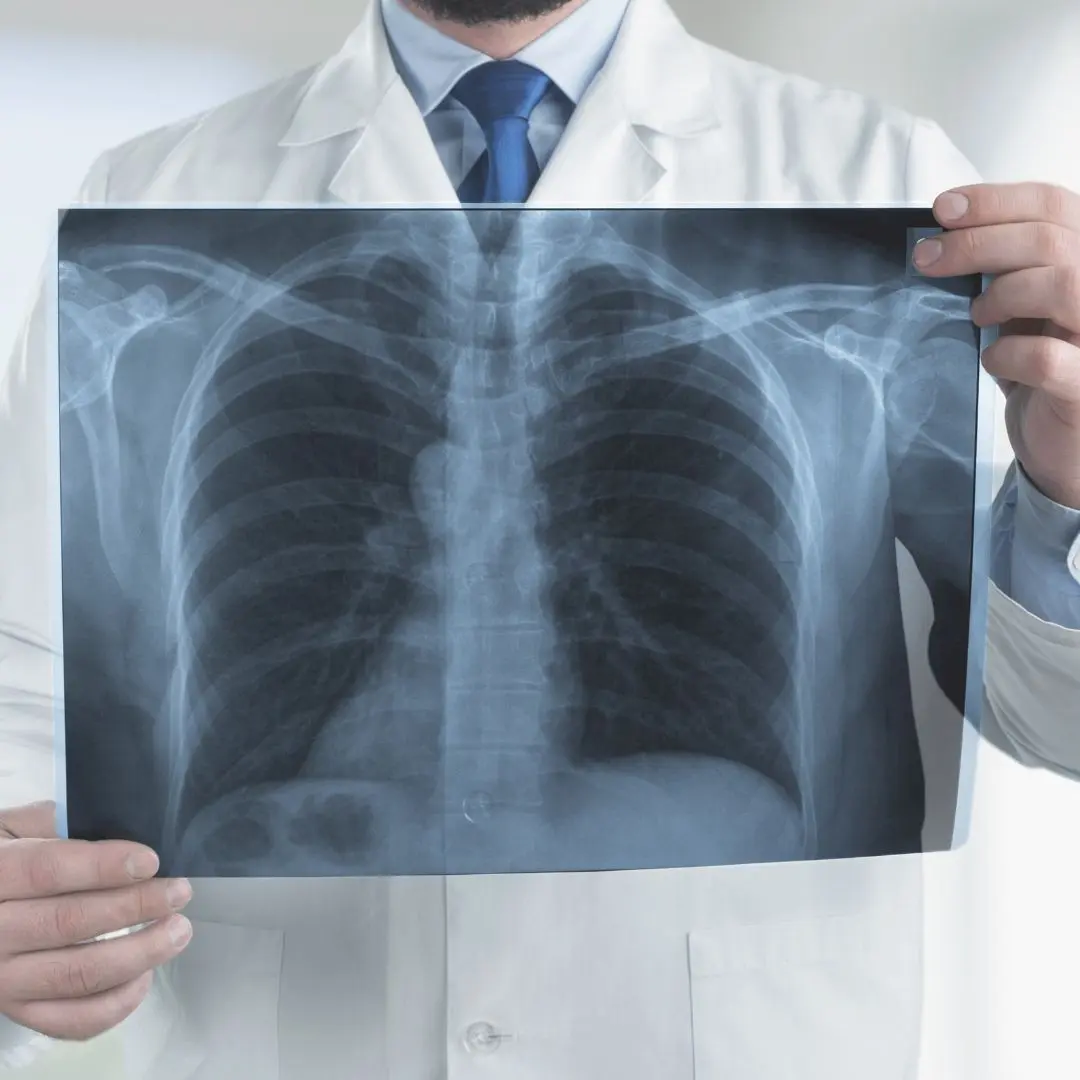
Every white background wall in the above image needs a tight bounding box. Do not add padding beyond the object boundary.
[0,1,1078,1077]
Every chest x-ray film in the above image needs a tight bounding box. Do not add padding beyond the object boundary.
[53,207,994,877]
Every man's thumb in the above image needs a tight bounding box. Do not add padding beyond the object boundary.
[0,800,58,840]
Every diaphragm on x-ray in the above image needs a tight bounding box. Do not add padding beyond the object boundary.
[53,207,992,877]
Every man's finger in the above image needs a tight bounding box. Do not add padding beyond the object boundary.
[972,266,1080,337]
[0,913,191,1001]
[913,221,1080,278]
[933,182,1080,233]
[981,334,1080,403]
[5,970,154,1042]
[0,802,58,841]
[0,877,192,953]
[0,838,160,903]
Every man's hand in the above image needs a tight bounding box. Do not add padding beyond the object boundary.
[913,182,1080,509]
[0,801,193,1041]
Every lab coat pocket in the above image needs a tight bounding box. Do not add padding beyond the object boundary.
[688,910,922,1080]
[130,919,285,1080]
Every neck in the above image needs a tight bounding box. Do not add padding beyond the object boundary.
[398,0,589,58]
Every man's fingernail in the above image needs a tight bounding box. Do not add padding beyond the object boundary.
[168,915,193,947]
[125,850,159,880]
[165,878,192,910]
[936,191,970,222]
[913,237,943,268]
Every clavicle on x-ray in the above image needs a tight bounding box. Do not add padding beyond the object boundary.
[53,207,993,877]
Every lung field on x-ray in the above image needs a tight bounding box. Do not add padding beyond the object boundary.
[56,207,980,876]
[168,256,450,843]
[528,258,803,801]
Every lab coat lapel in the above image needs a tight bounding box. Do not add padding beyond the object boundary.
[329,81,460,205]
[529,0,723,206]
[277,0,459,206]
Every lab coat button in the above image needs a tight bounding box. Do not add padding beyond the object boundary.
[463,1021,503,1054]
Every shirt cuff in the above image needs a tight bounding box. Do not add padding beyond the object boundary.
[992,461,1080,629]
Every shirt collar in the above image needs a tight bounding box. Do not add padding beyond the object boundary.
[379,0,631,114]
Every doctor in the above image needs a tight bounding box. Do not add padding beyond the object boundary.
[1,0,1080,1075]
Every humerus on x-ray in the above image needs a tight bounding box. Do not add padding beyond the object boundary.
[54,207,990,877]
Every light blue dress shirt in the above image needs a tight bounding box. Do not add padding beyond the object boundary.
[381,0,627,182]
[379,0,1080,630]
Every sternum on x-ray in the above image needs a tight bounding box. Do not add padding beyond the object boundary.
[56,208,987,877]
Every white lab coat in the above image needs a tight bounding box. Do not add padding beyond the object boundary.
[2,0,1079,1076]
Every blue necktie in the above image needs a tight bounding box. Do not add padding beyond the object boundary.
[451,60,552,204]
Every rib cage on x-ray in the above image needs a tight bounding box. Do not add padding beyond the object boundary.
[55,208,982,877]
